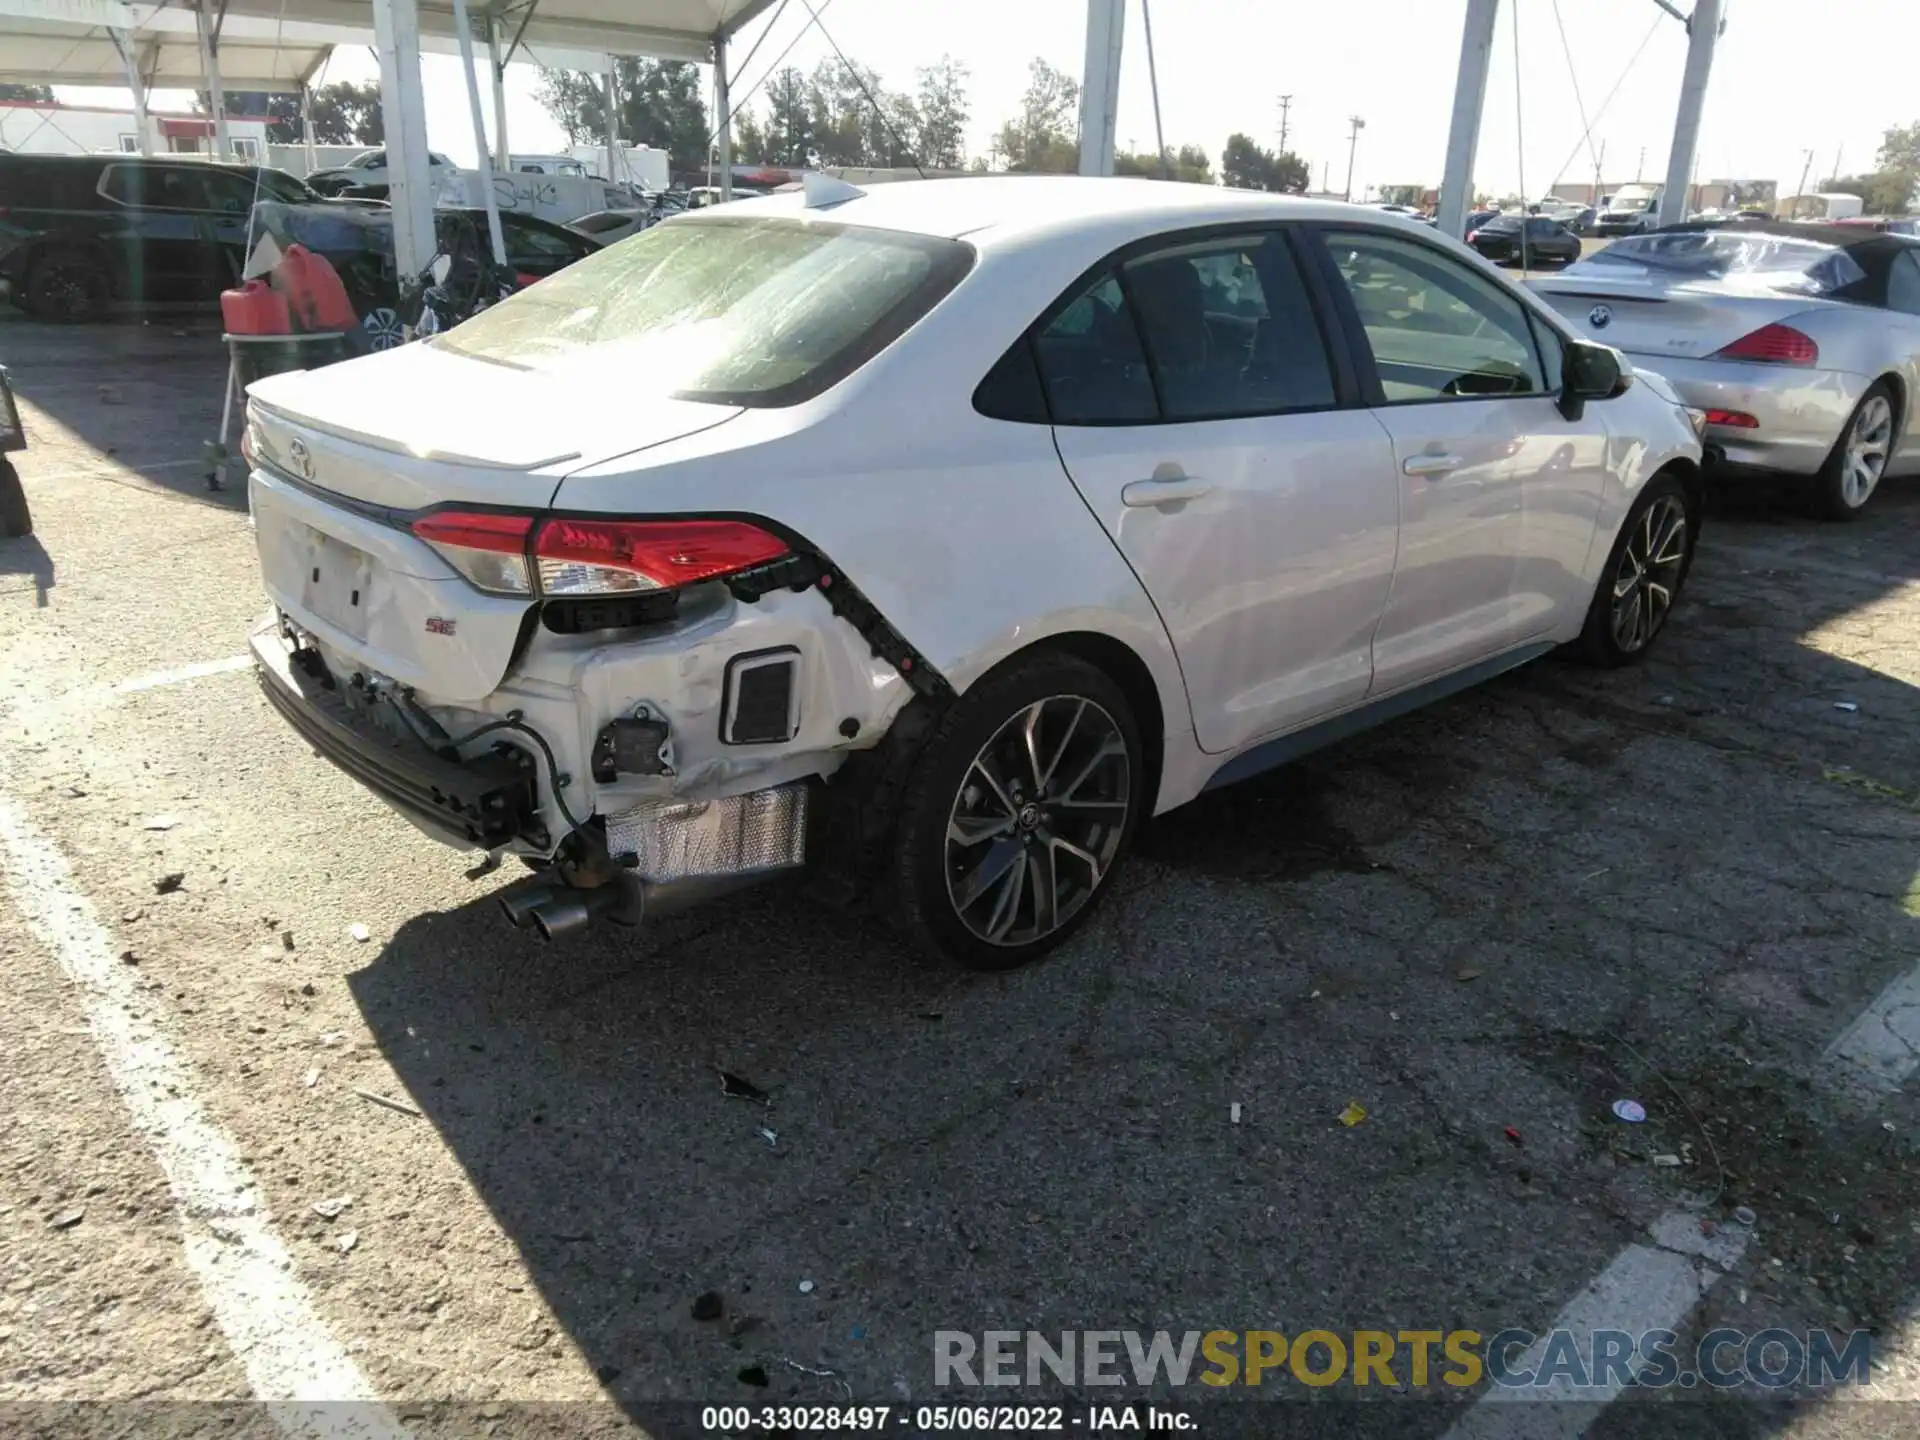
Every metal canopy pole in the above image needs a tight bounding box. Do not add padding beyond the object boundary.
[372,0,438,288]
[604,54,618,188]
[1077,0,1123,177]
[486,15,510,171]
[713,31,731,200]
[1656,0,1721,227]
[450,0,507,266]
[108,28,152,155]
[194,0,230,158]
[1436,0,1499,237]
[299,82,317,170]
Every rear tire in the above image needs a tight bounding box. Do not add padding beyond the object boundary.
[0,458,30,539]
[1574,471,1697,667]
[1808,382,1897,521]
[884,651,1143,970]
[22,251,111,323]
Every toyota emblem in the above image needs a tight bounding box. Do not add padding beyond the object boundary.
[288,437,313,481]
[1588,304,1613,330]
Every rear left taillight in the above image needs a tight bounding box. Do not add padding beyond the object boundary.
[532,518,790,595]
[1713,323,1818,366]
[411,510,536,594]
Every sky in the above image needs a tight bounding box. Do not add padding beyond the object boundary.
[56,0,1918,201]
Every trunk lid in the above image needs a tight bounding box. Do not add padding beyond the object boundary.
[247,339,743,510]
[1529,270,1814,360]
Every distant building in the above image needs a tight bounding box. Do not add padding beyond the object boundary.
[0,100,271,161]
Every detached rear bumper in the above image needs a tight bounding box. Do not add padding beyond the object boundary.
[252,619,542,851]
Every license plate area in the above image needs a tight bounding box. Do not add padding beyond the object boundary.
[300,527,375,642]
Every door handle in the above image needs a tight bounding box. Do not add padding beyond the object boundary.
[1121,477,1212,507]
[1402,453,1463,477]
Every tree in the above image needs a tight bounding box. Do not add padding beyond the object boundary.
[1114,144,1212,184]
[995,58,1079,173]
[1820,171,1915,216]
[913,56,970,169]
[1220,132,1308,193]
[760,66,815,167]
[537,59,708,172]
[307,81,382,144]
[1378,184,1424,207]
[1877,121,1920,179]
[0,84,54,103]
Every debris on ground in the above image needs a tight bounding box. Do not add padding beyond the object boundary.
[121,908,143,923]
[720,1070,771,1104]
[334,1229,359,1254]
[1339,1102,1368,1128]
[798,1279,816,1294]
[1651,1153,1682,1168]
[691,1291,724,1322]
[1834,701,1859,713]
[1733,1205,1757,1226]
[1455,965,1483,982]
[782,1357,854,1400]
[347,922,371,943]
[119,950,138,965]
[1612,1099,1648,1124]
[1230,1102,1242,1124]
[64,786,88,799]
[758,1127,779,1150]
[153,872,185,894]
[318,1031,346,1048]
[48,1207,85,1230]
[1503,1127,1524,1148]
[141,815,178,831]
[353,1086,421,1118]
[311,1196,353,1220]
[737,1365,769,1387]
[282,930,296,951]
[302,1067,320,1089]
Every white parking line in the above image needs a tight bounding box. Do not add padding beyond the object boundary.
[0,788,406,1438]
[111,653,253,694]
[1824,958,1920,1092]
[1441,1212,1751,1439]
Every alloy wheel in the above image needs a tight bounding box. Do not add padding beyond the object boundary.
[944,695,1131,947]
[362,307,407,351]
[1841,394,1894,510]
[1610,494,1689,654]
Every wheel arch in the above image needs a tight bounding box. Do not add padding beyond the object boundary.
[1008,629,1168,815]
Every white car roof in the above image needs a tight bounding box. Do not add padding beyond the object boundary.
[707,175,1389,252]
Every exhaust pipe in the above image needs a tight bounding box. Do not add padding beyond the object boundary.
[499,884,560,928]
[526,880,642,942]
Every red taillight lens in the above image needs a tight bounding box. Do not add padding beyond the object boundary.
[531,518,790,595]
[1465,230,1479,243]
[1713,323,1818,366]
[411,510,535,595]
[1702,408,1759,429]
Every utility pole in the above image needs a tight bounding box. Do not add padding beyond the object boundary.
[1795,148,1815,202]
[1344,115,1365,202]
[1829,144,1843,187]
[1636,147,1645,182]
[1593,137,1607,206]
[1656,0,1722,226]
[1436,0,1500,237]
[1276,94,1292,155]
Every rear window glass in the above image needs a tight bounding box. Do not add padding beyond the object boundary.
[432,214,974,406]
[1585,230,1867,294]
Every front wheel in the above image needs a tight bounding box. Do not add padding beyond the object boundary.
[1808,383,1896,520]
[1574,472,1697,667]
[885,652,1143,970]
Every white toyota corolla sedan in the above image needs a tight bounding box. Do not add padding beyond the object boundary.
[243,176,1705,968]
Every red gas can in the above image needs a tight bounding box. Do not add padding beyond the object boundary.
[269,244,358,333]
[219,279,291,337]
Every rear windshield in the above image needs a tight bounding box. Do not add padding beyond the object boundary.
[433,214,974,406]
[1584,230,1868,294]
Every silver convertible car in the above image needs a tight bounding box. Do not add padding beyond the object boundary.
[1532,223,1920,518]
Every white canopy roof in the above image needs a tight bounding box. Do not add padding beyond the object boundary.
[0,0,779,91]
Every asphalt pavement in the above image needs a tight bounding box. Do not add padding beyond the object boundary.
[1,317,1918,1439]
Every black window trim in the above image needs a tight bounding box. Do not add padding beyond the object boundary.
[976,220,1365,429]
[1299,221,1569,409]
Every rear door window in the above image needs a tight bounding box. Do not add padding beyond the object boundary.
[1031,272,1158,424]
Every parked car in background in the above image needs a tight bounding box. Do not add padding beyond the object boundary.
[1464,207,1501,234]
[1596,184,1664,236]
[0,152,316,319]
[1533,222,1920,517]
[1835,216,1920,237]
[243,177,1703,968]
[247,199,600,350]
[1468,214,1581,266]
[565,208,659,245]
[682,185,763,209]
[306,148,456,198]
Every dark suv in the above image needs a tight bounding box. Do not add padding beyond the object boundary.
[0,153,316,320]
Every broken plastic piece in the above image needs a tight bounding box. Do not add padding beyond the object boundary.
[1651,1153,1682,1168]
[720,1070,771,1104]
[1339,1102,1367,1128]
[1732,1205,1756,1226]
[1230,1103,1242,1124]
[1612,1099,1648,1123]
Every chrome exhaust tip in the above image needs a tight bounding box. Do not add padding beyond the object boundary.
[529,896,592,942]
[499,884,560,928]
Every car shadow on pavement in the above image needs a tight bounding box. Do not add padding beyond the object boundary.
[0,316,244,510]
[346,484,1918,1432]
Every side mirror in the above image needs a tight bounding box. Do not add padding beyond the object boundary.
[1559,340,1631,420]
